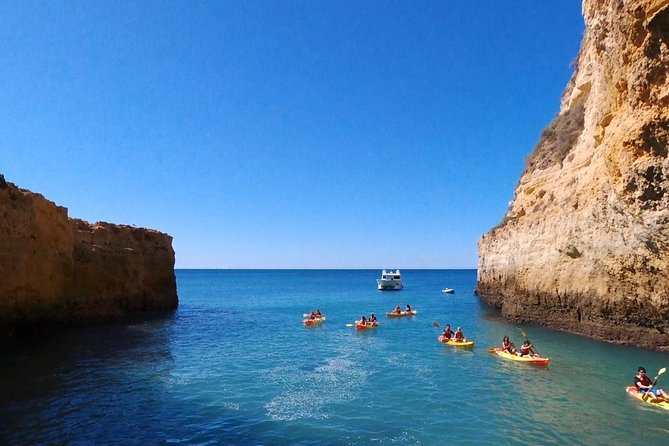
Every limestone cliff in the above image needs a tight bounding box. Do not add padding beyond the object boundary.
[0,176,178,335]
[477,0,669,350]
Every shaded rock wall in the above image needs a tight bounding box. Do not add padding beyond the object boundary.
[477,0,669,350]
[0,176,178,334]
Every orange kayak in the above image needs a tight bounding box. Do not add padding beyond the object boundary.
[356,321,378,331]
[386,310,417,318]
[304,316,325,326]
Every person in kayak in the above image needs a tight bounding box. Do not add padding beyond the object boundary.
[369,313,377,323]
[360,315,367,325]
[454,327,465,342]
[394,305,402,314]
[441,324,453,340]
[635,366,669,402]
[405,304,412,313]
[518,339,536,356]
[315,309,322,318]
[502,336,515,354]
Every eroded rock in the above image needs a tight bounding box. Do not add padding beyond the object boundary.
[478,0,669,350]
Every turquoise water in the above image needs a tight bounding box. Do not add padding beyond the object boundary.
[2,269,669,445]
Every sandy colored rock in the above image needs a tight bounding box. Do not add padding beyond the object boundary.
[477,0,669,350]
[0,176,178,334]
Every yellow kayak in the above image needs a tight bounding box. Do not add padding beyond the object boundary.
[386,310,417,318]
[626,386,669,410]
[438,336,474,348]
[490,348,550,366]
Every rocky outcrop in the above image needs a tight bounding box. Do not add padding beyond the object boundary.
[0,176,178,335]
[477,0,669,350]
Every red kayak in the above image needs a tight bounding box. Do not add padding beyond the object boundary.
[356,320,378,331]
[304,316,325,326]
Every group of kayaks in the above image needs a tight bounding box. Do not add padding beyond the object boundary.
[304,308,669,412]
[304,308,550,366]
[356,308,418,330]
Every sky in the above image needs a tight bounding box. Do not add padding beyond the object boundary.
[1,1,585,269]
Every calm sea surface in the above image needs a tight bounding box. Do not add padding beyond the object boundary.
[2,269,669,445]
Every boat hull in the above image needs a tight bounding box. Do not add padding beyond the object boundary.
[377,280,403,290]
[626,386,669,410]
[491,348,550,366]
[438,336,474,348]
[304,316,325,326]
[386,310,417,318]
[356,321,378,331]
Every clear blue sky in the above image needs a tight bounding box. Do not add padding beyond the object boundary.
[2,1,584,269]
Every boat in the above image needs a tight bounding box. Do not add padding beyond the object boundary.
[441,288,454,294]
[438,336,474,348]
[625,386,669,410]
[490,347,550,366]
[377,269,403,290]
[355,320,378,331]
[304,316,326,326]
[386,310,417,318]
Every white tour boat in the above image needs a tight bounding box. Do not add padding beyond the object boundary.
[377,269,403,291]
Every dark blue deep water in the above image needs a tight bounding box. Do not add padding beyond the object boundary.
[2,269,669,445]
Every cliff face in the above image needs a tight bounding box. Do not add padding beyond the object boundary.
[0,176,178,333]
[477,0,669,350]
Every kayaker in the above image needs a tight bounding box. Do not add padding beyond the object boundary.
[635,366,669,402]
[394,305,402,314]
[454,327,465,342]
[360,315,367,325]
[502,336,515,354]
[405,304,412,313]
[369,313,378,324]
[518,339,536,356]
[315,309,322,318]
[442,324,453,340]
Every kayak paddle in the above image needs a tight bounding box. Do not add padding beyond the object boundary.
[519,328,543,357]
[642,367,667,401]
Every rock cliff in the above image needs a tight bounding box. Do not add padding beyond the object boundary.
[0,176,178,335]
[477,0,669,350]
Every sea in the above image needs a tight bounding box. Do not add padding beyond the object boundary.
[2,269,669,445]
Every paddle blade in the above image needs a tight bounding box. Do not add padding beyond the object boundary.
[487,348,497,353]
[659,367,667,376]
[432,321,440,328]
[346,323,354,327]
[520,329,527,338]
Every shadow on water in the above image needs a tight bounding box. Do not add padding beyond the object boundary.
[0,310,310,445]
